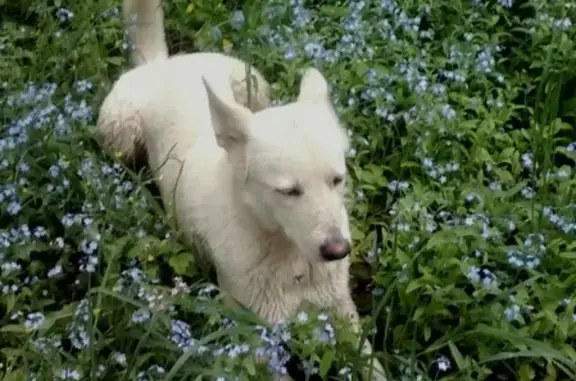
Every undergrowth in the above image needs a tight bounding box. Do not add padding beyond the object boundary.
[1,0,576,380]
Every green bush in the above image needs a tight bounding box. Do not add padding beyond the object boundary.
[1,0,576,380]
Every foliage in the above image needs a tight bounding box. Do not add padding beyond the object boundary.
[1,0,576,380]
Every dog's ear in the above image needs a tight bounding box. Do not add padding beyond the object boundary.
[297,68,331,105]
[203,76,252,151]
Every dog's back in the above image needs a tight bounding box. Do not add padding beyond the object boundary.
[105,54,261,203]
[97,0,270,204]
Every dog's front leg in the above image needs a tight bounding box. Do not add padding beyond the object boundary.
[336,298,388,381]
[359,338,387,381]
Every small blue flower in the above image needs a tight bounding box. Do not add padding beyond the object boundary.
[230,10,245,30]
[55,8,74,23]
[131,309,151,323]
[25,312,46,330]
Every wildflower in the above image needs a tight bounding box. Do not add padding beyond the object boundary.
[31,335,62,355]
[25,312,46,330]
[504,304,521,321]
[489,181,502,191]
[312,321,336,344]
[18,162,30,172]
[1,261,21,275]
[65,299,92,349]
[497,0,513,8]
[466,266,497,288]
[435,355,451,371]
[48,264,63,278]
[297,311,309,323]
[170,319,195,352]
[56,8,74,22]
[170,276,191,295]
[372,286,385,295]
[80,237,99,273]
[339,366,352,381]
[132,308,151,323]
[211,26,222,41]
[520,186,535,199]
[388,180,410,192]
[10,311,23,320]
[59,369,81,380]
[73,79,93,93]
[255,323,291,375]
[68,324,90,349]
[137,365,165,381]
[304,41,326,60]
[198,283,218,297]
[230,10,245,30]
[113,352,128,366]
[7,200,22,215]
[521,152,534,170]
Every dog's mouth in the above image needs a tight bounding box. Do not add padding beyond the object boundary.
[320,254,348,262]
[272,227,351,262]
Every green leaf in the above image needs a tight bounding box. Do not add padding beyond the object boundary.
[351,224,366,242]
[103,235,131,263]
[499,147,516,162]
[38,303,76,334]
[559,252,576,259]
[561,96,576,117]
[243,356,257,376]
[518,363,534,381]
[127,236,161,259]
[158,238,186,256]
[168,252,195,275]
[105,56,124,66]
[448,340,465,370]
[0,324,27,334]
[406,278,427,294]
[319,5,348,17]
[12,241,49,260]
[319,350,335,378]
[1,368,27,381]
[424,325,431,342]
[413,307,425,321]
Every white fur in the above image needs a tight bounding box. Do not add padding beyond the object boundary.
[123,0,168,66]
[97,0,270,169]
[97,0,386,379]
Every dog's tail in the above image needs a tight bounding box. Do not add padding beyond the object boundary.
[123,0,169,67]
[95,0,168,167]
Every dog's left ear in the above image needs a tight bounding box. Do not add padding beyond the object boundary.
[203,76,253,151]
[297,68,331,105]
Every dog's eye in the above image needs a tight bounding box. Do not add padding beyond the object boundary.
[332,176,344,187]
[276,186,303,197]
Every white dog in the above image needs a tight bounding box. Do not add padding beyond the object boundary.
[97,0,386,380]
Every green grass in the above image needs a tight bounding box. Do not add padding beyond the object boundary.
[1,0,576,380]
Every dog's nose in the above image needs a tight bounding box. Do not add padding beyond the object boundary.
[320,238,351,261]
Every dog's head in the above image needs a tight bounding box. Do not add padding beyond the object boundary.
[203,68,351,262]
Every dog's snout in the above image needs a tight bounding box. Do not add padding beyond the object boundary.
[320,237,351,261]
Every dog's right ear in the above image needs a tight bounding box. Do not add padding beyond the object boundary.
[203,76,252,151]
[297,68,330,105]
